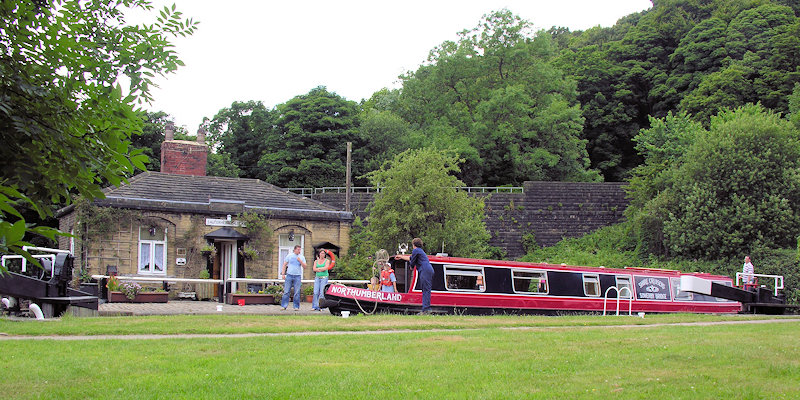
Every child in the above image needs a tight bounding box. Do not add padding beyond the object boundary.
[379,262,397,293]
[367,276,380,291]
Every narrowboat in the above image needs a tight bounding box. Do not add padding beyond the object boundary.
[320,254,787,315]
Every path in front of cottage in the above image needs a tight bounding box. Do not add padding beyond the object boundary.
[98,299,320,316]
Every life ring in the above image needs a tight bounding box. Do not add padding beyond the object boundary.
[324,249,336,270]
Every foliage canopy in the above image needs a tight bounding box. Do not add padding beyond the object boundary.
[0,0,196,265]
[626,104,800,260]
[365,147,491,258]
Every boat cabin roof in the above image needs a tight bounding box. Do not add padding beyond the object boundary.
[402,254,730,280]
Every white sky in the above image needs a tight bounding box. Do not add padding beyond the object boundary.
[137,0,652,132]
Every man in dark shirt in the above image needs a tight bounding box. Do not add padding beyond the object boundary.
[409,237,434,314]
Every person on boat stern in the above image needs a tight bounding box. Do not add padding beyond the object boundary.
[742,256,755,287]
[409,237,434,314]
[281,245,306,311]
[380,261,397,292]
[312,249,333,311]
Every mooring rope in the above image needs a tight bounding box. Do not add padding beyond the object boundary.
[348,249,390,315]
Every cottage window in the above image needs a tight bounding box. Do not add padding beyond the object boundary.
[278,233,304,274]
[512,270,548,294]
[444,266,484,291]
[583,274,600,297]
[138,226,166,275]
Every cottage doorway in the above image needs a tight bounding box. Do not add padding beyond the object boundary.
[218,240,238,295]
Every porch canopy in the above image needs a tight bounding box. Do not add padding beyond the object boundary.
[204,227,249,241]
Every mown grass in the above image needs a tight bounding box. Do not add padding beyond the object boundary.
[1,317,798,399]
[0,312,784,336]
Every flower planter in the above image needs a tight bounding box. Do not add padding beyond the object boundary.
[227,293,274,305]
[109,291,169,303]
[305,295,314,303]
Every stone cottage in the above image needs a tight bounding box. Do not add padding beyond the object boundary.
[56,128,353,298]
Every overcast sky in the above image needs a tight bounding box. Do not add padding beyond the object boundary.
[137,0,652,132]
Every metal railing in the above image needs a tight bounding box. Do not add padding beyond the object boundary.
[91,275,370,302]
[735,272,784,296]
[92,275,368,286]
[286,186,524,197]
[603,286,633,316]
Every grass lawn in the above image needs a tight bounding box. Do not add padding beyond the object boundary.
[1,314,798,399]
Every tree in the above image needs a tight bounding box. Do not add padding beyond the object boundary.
[258,87,361,187]
[627,104,800,259]
[789,83,800,129]
[0,1,196,266]
[356,109,415,178]
[680,4,800,121]
[396,10,598,185]
[206,100,277,179]
[625,112,704,255]
[207,153,241,178]
[365,147,491,258]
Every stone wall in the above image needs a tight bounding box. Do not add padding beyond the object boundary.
[59,209,350,281]
[310,181,629,259]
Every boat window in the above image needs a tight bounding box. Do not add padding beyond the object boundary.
[583,274,600,297]
[616,276,633,298]
[671,277,693,301]
[444,266,484,291]
[512,270,548,294]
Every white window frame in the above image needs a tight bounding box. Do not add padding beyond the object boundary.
[615,275,633,299]
[443,265,485,292]
[512,270,549,295]
[583,274,601,297]
[278,233,304,275]
[671,277,693,301]
[138,226,167,276]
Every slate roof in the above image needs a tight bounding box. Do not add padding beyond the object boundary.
[59,172,352,222]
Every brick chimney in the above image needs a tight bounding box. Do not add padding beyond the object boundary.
[160,126,208,176]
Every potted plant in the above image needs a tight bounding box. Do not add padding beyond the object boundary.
[200,244,216,257]
[195,268,213,300]
[238,245,259,260]
[303,284,314,303]
[265,284,283,304]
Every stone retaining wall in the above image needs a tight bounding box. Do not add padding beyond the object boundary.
[311,181,629,259]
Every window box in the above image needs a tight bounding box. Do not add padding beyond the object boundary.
[227,293,274,305]
[109,291,169,303]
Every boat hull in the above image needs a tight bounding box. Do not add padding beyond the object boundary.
[321,254,745,315]
[320,283,741,315]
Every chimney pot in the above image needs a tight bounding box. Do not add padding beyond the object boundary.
[197,127,206,144]
[165,122,175,141]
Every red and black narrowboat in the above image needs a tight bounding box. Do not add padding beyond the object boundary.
[321,254,783,315]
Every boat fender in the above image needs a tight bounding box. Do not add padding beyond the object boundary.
[28,303,45,320]
[1,297,16,309]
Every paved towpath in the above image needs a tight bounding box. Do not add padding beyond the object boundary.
[98,299,323,316]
